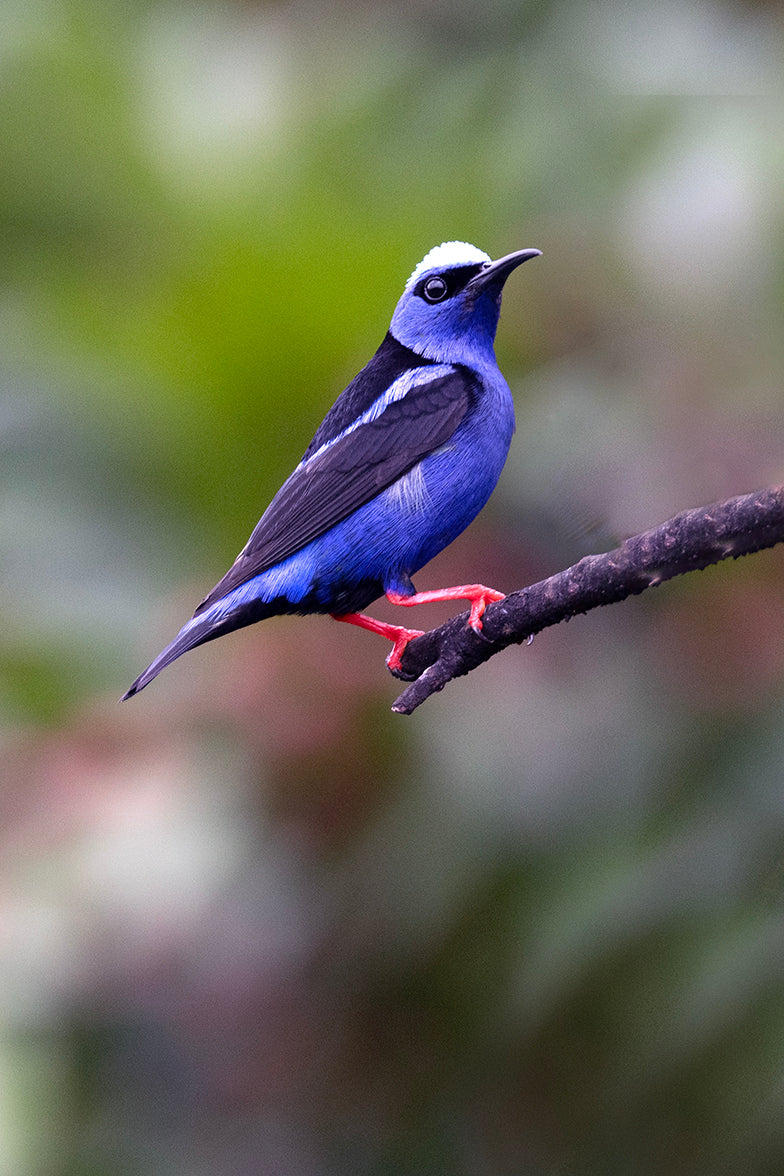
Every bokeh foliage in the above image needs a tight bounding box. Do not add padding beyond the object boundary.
[3,1,784,1173]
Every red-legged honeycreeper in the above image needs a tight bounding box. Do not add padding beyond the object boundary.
[122,241,540,698]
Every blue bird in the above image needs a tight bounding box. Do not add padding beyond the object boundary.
[122,241,540,699]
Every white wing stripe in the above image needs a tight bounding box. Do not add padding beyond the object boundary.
[297,364,455,468]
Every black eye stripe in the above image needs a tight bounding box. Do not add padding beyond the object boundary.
[414,263,485,304]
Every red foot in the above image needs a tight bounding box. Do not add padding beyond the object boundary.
[331,612,425,671]
[386,584,505,631]
[332,584,505,672]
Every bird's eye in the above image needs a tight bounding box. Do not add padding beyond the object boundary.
[423,276,449,303]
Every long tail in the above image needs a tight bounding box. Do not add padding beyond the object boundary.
[121,597,274,699]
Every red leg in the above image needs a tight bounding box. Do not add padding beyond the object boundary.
[332,583,505,672]
[331,611,425,672]
[386,584,505,631]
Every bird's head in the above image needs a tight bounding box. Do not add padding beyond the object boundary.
[389,241,541,368]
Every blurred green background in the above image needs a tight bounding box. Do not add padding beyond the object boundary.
[3,1,784,1173]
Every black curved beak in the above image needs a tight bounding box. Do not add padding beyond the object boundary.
[468,247,542,291]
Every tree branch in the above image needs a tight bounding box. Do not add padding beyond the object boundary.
[390,485,784,715]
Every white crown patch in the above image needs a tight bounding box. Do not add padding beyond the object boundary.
[406,241,490,289]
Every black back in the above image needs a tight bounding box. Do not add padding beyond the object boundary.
[193,367,475,615]
[302,333,435,461]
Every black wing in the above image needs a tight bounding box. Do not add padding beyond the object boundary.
[301,332,435,460]
[193,368,473,615]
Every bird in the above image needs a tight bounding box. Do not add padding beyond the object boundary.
[122,240,541,699]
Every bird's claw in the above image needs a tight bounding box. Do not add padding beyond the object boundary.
[385,626,425,672]
[467,588,505,631]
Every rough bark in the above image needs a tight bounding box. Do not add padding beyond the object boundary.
[390,485,784,714]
